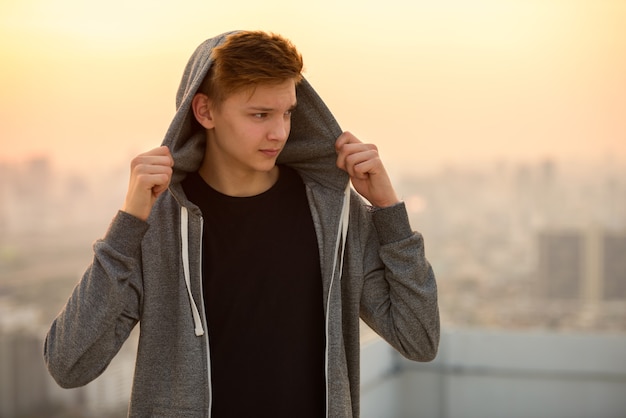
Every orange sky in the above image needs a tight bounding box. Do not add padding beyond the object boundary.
[1,0,625,173]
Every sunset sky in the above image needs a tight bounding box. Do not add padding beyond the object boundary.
[1,0,625,173]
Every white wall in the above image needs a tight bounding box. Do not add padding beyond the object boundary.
[361,329,626,418]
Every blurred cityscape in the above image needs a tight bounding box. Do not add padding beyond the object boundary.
[396,157,626,333]
[1,154,625,417]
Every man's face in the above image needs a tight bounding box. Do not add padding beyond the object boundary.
[206,79,297,177]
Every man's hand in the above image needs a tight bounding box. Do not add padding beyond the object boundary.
[121,146,174,221]
[335,132,400,208]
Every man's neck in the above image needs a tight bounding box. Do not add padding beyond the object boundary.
[197,162,280,197]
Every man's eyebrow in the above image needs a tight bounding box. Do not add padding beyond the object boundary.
[247,102,298,112]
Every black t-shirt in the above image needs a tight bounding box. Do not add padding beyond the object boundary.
[183,165,326,417]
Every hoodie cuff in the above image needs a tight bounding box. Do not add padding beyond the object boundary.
[370,202,413,245]
[102,210,150,258]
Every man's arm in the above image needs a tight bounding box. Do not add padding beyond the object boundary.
[358,200,440,361]
[44,146,173,387]
[44,211,148,387]
[336,132,439,361]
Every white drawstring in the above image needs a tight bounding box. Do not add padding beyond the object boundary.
[334,184,351,280]
[181,206,205,337]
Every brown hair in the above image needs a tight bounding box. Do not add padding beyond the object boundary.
[199,31,304,106]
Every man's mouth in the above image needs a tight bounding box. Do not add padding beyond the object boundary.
[260,149,281,157]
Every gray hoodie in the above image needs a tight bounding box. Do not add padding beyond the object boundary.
[44,31,439,417]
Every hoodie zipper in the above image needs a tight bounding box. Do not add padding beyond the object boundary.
[324,278,333,418]
[197,216,213,417]
[324,184,352,418]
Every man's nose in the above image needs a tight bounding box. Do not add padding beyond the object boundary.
[268,117,290,141]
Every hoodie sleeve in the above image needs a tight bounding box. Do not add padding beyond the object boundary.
[358,200,440,362]
[44,210,148,388]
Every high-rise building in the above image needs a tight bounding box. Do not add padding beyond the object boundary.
[536,228,626,302]
[0,307,48,417]
[602,232,626,300]
[537,229,584,300]
[0,303,137,417]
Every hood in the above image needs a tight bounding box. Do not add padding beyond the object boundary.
[160,30,350,194]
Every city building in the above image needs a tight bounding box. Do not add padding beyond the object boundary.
[536,228,626,303]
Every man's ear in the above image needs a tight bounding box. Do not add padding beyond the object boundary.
[192,93,215,129]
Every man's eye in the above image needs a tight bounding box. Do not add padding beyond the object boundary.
[253,113,268,119]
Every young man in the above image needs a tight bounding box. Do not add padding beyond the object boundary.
[44,31,439,417]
